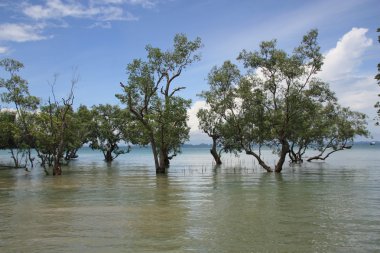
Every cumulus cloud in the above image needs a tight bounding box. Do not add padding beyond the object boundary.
[0,23,48,42]
[317,27,376,113]
[187,100,208,133]
[319,27,373,82]
[335,76,378,111]
[184,101,211,144]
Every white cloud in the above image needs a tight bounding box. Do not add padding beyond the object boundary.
[0,46,9,54]
[335,76,378,111]
[319,27,373,82]
[315,27,378,139]
[317,27,376,112]
[22,0,130,21]
[187,100,211,144]
[23,0,89,20]
[187,100,208,133]
[0,23,48,42]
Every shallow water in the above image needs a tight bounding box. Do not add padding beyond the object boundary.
[0,145,379,252]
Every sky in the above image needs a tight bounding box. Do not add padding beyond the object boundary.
[0,0,379,143]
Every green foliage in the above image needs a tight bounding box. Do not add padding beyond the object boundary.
[203,29,369,172]
[117,34,202,172]
[0,58,40,111]
[0,111,17,150]
[0,58,40,168]
[88,104,130,162]
[226,29,325,171]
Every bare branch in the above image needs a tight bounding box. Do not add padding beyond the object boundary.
[169,86,186,97]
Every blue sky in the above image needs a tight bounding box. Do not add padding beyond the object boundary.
[0,0,379,143]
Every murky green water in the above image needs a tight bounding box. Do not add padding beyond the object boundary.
[0,146,380,252]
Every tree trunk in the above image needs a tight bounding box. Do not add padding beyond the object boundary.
[53,138,65,176]
[158,149,167,173]
[307,147,344,162]
[246,150,273,172]
[104,150,113,162]
[288,147,303,164]
[150,136,165,174]
[162,146,170,167]
[10,149,19,168]
[210,137,222,165]
[65,149,78,160]
[275,140,289,173]
[53,157,62,175]
[307,155,324,162]
[27,148,35,168]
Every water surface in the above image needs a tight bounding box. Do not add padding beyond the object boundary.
[0,146,379,252]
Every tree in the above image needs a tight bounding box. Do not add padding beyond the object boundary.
[88,104,130,162]
[32,75,77,175]
[227,30,325,172]
[117,34,202,173]
[0,58,40,169]
[197,61,241,165]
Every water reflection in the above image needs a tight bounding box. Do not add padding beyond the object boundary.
[126,174,188,252]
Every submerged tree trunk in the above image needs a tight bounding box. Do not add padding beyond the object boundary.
[246,150,273,172]
[307,143,350,162]
[104,150,114,162]
[161,146,170,168]
[53,138,65,176]
[150,136,165,174]
[158,149,167,173]
[9,149,29,169]
[65,149,79,161]
[9,149,20,168]
[27,148,34,168]
[210,137,222,165]
[307,149,339,162]
[288,143,300,164]
[275,140,289,173]
[53,157,62,176]
[288,143,307,164]
[288,150,303,164]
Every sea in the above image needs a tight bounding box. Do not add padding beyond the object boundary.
[0,144,379,252]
